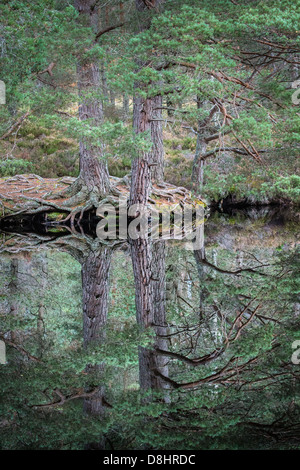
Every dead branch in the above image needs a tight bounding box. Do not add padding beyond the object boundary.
[0,111,31,141]
[0,334,41,362]
[95,22,125,40]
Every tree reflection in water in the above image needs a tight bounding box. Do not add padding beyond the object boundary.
[0,208,299,449]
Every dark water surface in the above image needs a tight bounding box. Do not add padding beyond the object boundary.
[0,207,299,450]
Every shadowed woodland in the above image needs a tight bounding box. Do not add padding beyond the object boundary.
[0,208,299,449]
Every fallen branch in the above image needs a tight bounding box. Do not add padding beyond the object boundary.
[0,111,31,141]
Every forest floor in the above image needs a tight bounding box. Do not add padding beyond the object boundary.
[0,173,199,219]
[0,174,76,217]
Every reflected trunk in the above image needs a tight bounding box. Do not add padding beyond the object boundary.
[151,240,169,399]
[194,246,206,320]
[130,239,169,401]
[82,248,112,347]
[82,247,112,413]
[81,246,112,449]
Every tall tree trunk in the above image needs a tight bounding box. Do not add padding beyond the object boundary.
[82,248,112,347]
[130,95,154,206]
[130,0,165,207]
[192,98,207,191]
[75,0,110,196]
[130,236,154,399]
[131,237,154,328]
[193,246,206,320]
[130,238,169,401]
[150,94,164,183]
[81,246,112,448]
[130,0,168,403]
[37,254,47,358]
[151,240,169,400]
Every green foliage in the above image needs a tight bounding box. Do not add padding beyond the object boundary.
[198,153,299,204]
[0,158,33,177]
[261,175,300,203]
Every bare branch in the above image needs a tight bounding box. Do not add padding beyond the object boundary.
[95,22,125,40]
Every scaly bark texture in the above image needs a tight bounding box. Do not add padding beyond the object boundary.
[193,246,207,320]
[130,236,153,398]
[75,0,112,425]
[81,246,112,449]
[130,92,165,204]
[151,240,169,398]
[130,96,153,206]
[130,0,165,206]
[149,94,164,183]
[130,0,168,401]
[75,0,110,197]
[130,237,154,327]
[82,248,112,347]
[192,138,207,190]
[192,98,207,189]
[131,239,169,401]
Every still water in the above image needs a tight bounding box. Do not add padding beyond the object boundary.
[0,207,299,450]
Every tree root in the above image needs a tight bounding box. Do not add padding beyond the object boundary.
[43,176,83,201]
[151,183,192,202]
[0,171,198,228]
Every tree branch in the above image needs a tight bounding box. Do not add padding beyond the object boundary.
[0,111,31,141]
[95,22,125,40]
